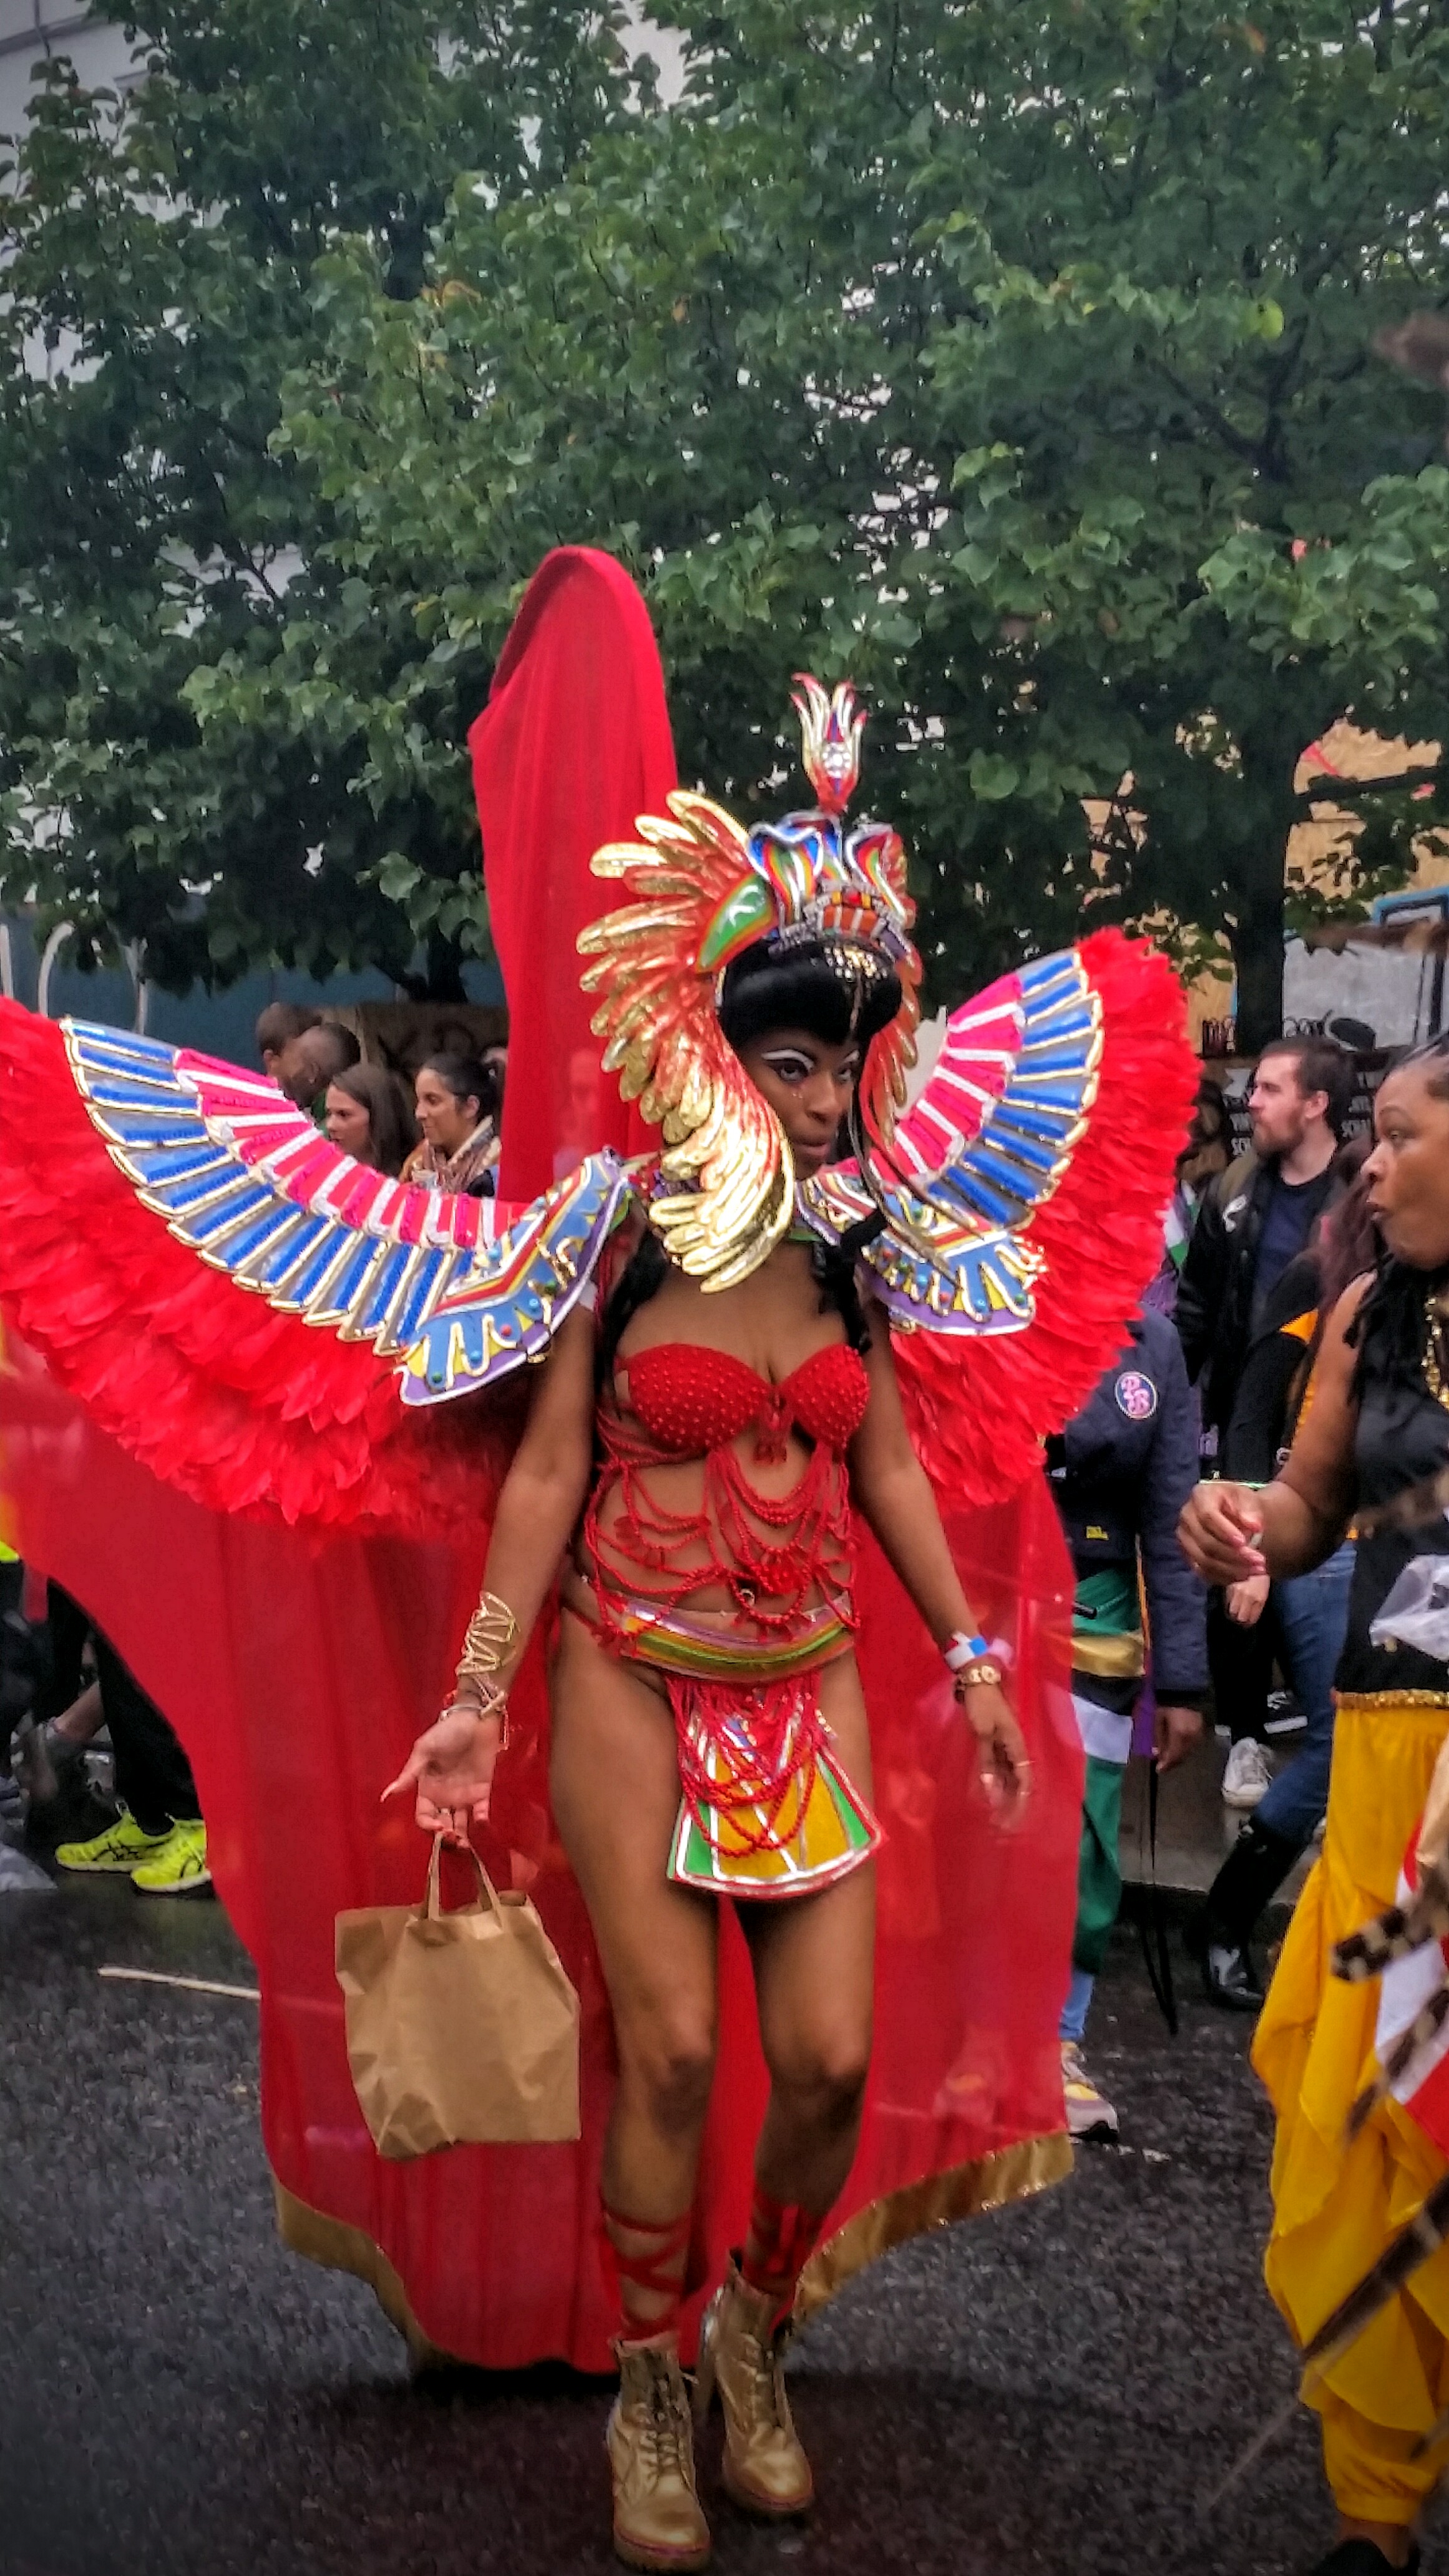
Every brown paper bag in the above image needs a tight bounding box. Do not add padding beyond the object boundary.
[335,1838,580,2158]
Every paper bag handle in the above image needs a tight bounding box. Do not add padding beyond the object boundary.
[423,1833,499,1921]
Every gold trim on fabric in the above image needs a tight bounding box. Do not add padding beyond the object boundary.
[275,2136,1073,2366]
[1070,1631,1145,1680]
[272,2180,449,2371]
[793,2130,1073,2328]
[1335,1691,1449,1713]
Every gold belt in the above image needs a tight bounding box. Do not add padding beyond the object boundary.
[1335,1689,1449,1713]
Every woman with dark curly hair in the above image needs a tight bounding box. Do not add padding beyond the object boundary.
[1181,1036,1449,2575]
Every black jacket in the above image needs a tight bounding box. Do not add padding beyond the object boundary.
[1175,1149,1341,1444]
[1046,1310,1208,1704]
[1220,1249,1319,1486]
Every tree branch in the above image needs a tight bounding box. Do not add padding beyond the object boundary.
[1294,764,1445,813]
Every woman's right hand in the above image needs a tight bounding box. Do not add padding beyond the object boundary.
[382,1703,504,1844]
[1177,1480,1267,1588]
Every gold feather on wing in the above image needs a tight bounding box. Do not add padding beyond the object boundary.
[853,821,922,1168]
[578,791,794,1290]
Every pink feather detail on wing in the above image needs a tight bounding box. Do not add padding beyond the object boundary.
[0,1001,507,1537]
[889,982,1023,1176]
[892,929,1197,1506]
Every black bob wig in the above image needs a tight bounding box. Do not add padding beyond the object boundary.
[716,934,904,1057]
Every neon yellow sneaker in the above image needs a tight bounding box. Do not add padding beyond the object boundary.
[130,1816,211,1897]
[55,1810,170,1873]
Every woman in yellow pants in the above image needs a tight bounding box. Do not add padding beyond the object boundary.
[1181,1034,1449,2576]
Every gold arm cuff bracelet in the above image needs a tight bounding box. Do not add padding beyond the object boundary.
[455,1590,520,1691]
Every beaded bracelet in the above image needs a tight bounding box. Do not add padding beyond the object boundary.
[441,1683,510,1750]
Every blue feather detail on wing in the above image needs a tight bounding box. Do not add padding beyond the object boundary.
[799,947,1103,1335]
[62,1019,630,1385]
[400,1158,628,1404]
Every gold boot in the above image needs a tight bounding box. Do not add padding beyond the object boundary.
[694,2257,814,2517]
[607,2341,712,2572]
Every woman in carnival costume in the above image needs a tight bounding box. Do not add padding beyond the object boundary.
[0,549,1193,2567]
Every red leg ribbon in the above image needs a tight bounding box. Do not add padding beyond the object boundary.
[741,2182,829,2326]
[601,2197,695,2344]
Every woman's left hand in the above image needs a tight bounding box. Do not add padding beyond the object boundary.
[954,1678,1032,1823]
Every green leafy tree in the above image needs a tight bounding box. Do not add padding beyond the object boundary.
[0,0,635,996]
[9,2,1449,1038]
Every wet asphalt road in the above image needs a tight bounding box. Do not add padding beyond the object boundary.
[0,1872,1412,2576]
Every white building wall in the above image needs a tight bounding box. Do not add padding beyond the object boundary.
[0,0,136,140]
[0,4,682,144]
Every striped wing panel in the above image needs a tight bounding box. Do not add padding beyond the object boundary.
[64,1021,627,1386]
[800,948,1101,1335]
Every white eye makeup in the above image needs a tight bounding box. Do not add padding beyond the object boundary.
[759,1048,816,1084]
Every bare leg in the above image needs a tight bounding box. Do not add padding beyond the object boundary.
[550,1609,719,2336]
[690,1655,875,2520]
[738,1653,876,2255]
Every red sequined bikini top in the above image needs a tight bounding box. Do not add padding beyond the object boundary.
[620,1342,869,1464]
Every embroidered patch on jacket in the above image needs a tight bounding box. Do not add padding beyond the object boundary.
[1114,1369,1158,1421]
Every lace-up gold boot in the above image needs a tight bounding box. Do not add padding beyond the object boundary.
[607,2341,712,2572]
[694,2258,814,2517]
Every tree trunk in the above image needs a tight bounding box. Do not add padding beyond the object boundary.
[423,931,468,1003]
[1229,722,1302,1056]
[1230,863,1287,1055]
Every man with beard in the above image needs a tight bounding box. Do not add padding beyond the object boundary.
[1176,1036,1354,1810]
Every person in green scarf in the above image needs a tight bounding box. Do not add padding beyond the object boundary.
[1047,1308,1209,2139]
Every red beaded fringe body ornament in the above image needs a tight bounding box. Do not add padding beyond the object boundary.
[583,1339,869,1868]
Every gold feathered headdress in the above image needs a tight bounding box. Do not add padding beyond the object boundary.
[577,678,921,1290]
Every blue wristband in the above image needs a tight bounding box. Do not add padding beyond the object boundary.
[944,1631,990,1673]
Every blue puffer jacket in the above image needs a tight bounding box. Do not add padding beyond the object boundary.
[1045,1308,1208,1705]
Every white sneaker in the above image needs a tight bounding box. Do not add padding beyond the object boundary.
[1060,2040,1119,2142]
[1221,1738,1273,1809]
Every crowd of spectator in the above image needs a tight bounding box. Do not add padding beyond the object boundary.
[258,1001,504,1188]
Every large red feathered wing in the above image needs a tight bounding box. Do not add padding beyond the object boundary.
[0,1001,593,1536]
[806,928,1198,1502]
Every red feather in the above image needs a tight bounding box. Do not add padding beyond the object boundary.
[0,1001,508,1538]
[892,929,1198,1504]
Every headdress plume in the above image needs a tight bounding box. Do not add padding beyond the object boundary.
[578,678,920,1289]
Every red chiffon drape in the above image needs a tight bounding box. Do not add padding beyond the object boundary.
[472,546,675,1199]
[0,543,1080,2366]
[1,1334,1077,2368]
